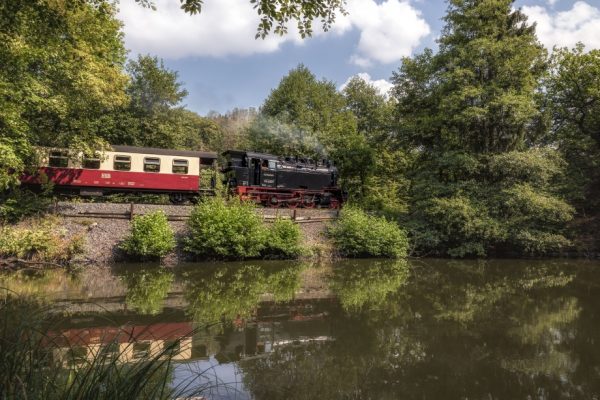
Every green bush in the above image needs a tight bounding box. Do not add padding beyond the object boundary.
[328,207,409,258]
[408,150,574,257]
[0,186,53,224]
[120,211,175,258]
[185,197,267,259]
[0,218,85,264]
[264,218,304,259]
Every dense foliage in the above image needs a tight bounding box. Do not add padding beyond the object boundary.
[185,197,267,259]
[264,218,304,259]
[328,207,409,258]
[0,218,84,264]
[390,0,574,256]
[120,211,176,259]
[185,198,304,259]
[2,0,600,258]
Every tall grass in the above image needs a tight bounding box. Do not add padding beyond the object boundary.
[0,292,217,399]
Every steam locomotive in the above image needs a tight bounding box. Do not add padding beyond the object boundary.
[21,145,344,208]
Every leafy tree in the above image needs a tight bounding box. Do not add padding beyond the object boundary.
[393,0,546,153]
[546,45,600,249]
[342,76,410,212]
[101,55,223,150]
[392,0,574,257]
[207,108,257,150]
[0,0,128,187]
[127,55,188,115]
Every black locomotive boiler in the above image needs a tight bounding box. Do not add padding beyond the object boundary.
[222,150,344,208]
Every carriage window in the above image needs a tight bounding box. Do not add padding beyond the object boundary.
[268,160,277,170]
[82,153,101,169]
[172,159,188,174]
[48,151,69,168]
[114,155,131,171]
[144,157,161,172]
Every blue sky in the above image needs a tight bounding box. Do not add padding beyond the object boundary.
[117,0,600,115]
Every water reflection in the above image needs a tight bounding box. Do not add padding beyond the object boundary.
[2,259,600,399]
[182,262,306,326]
[329,259,409,312]
[120,266,174,315]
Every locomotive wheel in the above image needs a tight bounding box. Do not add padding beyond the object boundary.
[269,195,279,208]
[302,196,316,208]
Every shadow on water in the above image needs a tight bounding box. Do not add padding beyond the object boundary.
[2,258,600,399]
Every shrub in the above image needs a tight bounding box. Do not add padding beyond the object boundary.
[120,211,175,258]
[328,207,409,258]
[0,186,53,224]
[263,218,304,259]
[185,197,267,259]
[0,218,84,264]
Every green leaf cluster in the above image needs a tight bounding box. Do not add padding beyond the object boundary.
[264,218,304,259]
[409,150,574,257]
[388,0,577,256]
[185,198,304,259]
[328,207,409,258]
[120,211,176,259]
[0,218,85,264]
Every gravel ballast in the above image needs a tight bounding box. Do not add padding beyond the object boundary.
[53,202,335,265]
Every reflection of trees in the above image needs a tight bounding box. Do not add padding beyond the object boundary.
[0,269,80,297]
[121,267,174,315]
[240,259,600,399]
[183,262,305,326]
[502,297,580,377]
[329,259,409,313]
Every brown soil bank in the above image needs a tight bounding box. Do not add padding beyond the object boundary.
[53,202,336,265]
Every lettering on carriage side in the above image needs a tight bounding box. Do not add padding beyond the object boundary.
[101,173,111,179]
[127,182,135,186]
[263,179,275,184]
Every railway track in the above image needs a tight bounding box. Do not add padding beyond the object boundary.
[54,202,339,223]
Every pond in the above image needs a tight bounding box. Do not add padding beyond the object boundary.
[2,258,600,399]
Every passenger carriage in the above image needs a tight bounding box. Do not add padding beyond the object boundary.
[21,145,218,203]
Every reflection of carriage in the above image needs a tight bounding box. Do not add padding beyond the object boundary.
[222,150,344,208]
[21,146,344,208]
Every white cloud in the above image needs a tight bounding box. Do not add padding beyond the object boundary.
[117,0,430,65]
[339,72,394,97]
[336,0,431,66]
[117,0,301,58]
[523,1,600,50]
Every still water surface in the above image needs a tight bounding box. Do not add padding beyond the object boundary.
[3,258,600,399]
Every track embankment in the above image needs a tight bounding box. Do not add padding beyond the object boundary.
[53,202,337,265]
